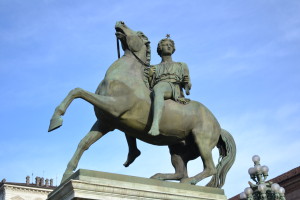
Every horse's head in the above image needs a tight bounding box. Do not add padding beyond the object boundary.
[115,21,151,66]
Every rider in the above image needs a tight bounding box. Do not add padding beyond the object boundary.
[148,35,192,136]
[123,35,192,167]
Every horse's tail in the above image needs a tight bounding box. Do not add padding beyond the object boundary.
[206,129,236,188]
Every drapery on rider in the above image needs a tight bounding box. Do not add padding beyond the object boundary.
[148,35,192,136]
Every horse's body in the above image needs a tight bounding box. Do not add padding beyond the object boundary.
[49,21,236,188]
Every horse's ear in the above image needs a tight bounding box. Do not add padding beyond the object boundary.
[126,35,143,52]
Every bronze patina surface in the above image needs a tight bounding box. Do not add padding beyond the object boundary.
[49,21,236,188]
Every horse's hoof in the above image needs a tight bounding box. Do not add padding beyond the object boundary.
[48,117,63,132]
[180,177,197,185]
[150,173,163,180]
[60,171,73,184]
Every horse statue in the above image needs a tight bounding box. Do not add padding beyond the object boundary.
[48,21,236,188]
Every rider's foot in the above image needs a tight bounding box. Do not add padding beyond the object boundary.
[123,149,141,167]
[148,127,160,136]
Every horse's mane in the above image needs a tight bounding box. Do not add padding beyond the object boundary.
[137,31,151,89]
[136,31,151,66]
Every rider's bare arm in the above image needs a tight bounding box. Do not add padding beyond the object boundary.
[149,66,156,77]
[148,66,156,88]
[181,62,192,95]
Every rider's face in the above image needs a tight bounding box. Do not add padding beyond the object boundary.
[161,41,174,56]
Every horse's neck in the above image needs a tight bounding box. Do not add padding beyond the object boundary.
[104,49,149,94]
[118,49,146,78]
[124,49,146,67]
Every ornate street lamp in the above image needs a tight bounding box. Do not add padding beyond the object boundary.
[239,155,286,200]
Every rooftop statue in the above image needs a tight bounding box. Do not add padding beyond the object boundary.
[48,21,236,188]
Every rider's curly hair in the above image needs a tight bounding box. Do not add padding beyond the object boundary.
[157,38,176,57]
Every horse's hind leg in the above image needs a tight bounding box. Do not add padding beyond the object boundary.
[61,120,114,183]
[181,130,217,185]
[151,145,188,181]
[151,154,187,181]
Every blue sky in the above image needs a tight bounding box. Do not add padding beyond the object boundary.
[1,0,300,198]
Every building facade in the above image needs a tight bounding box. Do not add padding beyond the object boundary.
[0,177,56,200]
[229,166,300,200]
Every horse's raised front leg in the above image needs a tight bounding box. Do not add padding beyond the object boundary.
[61,120,114,183]
[49,87,127,132]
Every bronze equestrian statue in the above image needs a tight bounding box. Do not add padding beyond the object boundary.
[48,21,236,188]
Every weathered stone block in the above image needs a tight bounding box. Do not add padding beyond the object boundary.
[48,169,227,200]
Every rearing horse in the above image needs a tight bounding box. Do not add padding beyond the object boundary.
[48,21,236,188]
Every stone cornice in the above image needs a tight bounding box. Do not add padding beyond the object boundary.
[269,166,300,193]
[269,166,300,183]
[3,183,53,194]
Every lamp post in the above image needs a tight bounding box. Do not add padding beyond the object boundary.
[239,155,286,200]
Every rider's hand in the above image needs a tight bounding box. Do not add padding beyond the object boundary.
[149,66,156,76]
[183,75,191,95]
[185,86,190,95]
[183,75,189,83]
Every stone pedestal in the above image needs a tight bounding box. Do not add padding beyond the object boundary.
[48,169,227,200]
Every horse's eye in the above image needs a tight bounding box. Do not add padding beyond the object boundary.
[121,21,125,25]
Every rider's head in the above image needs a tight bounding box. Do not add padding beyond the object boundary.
[157,38,176,57]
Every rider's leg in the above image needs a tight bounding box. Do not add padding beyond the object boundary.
[148,82,172,136]
[123,134,141,167]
